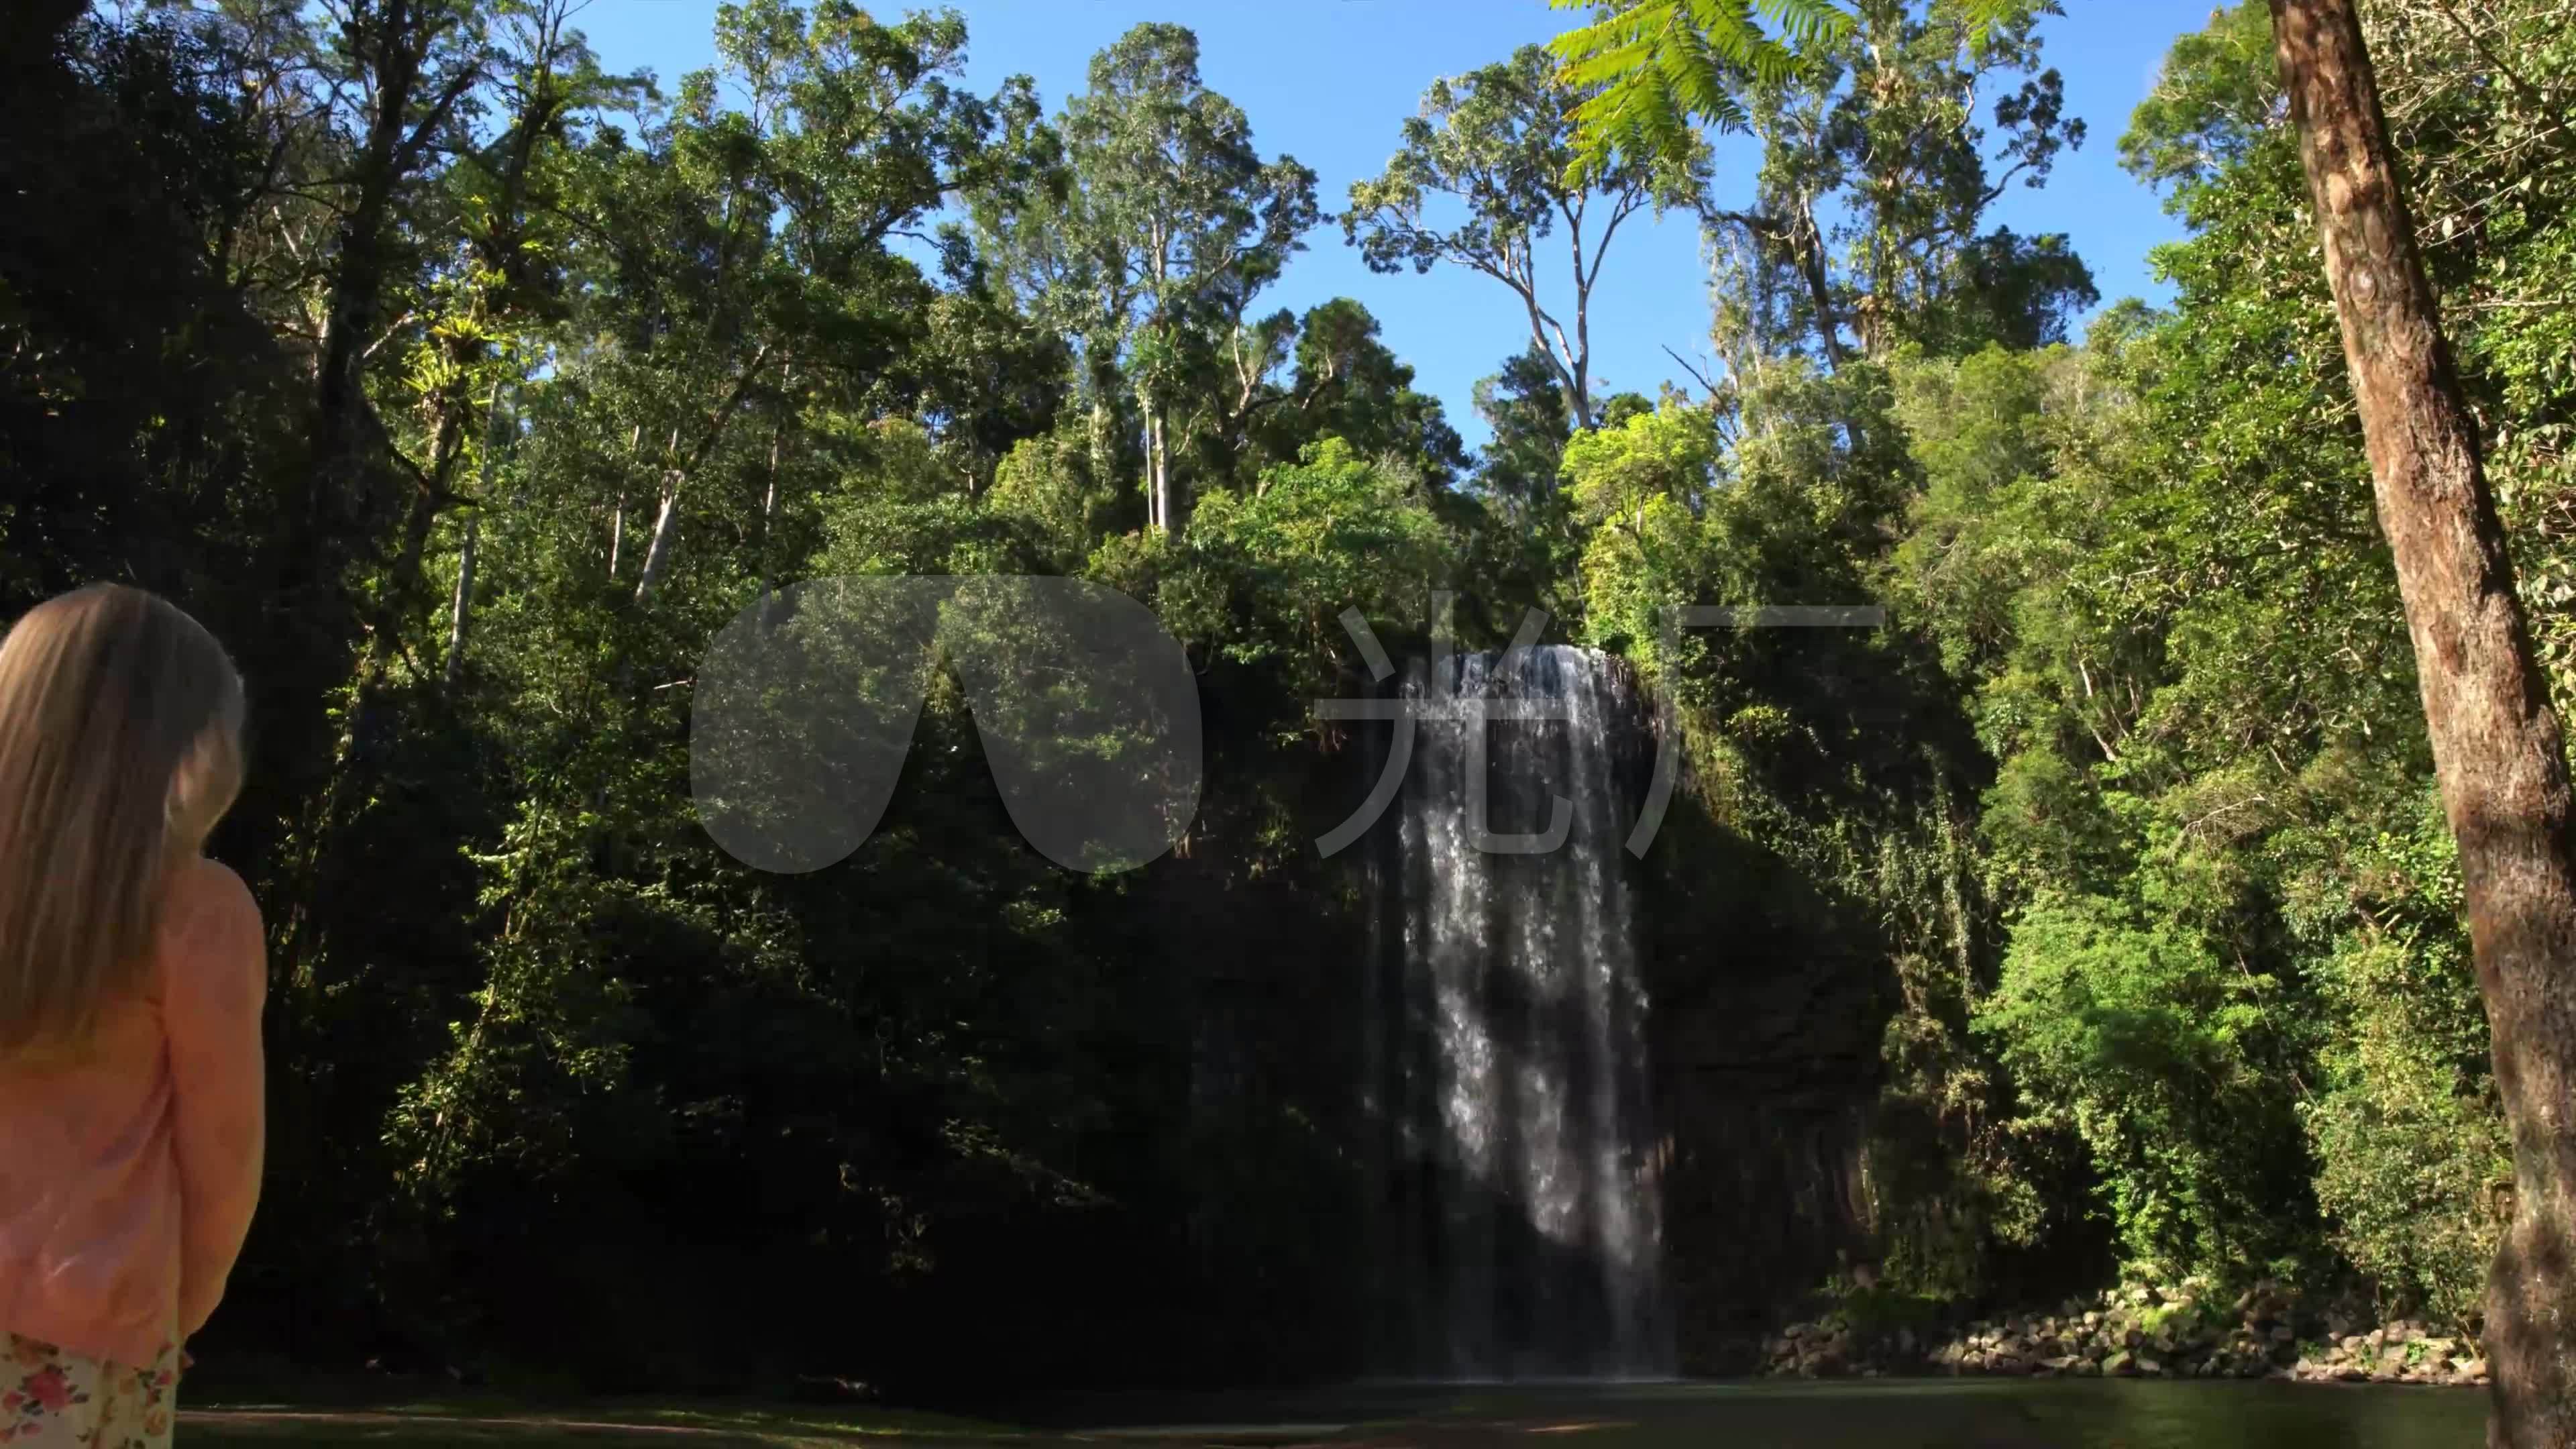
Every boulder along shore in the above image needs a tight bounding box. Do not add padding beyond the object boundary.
[1752,1279,2489,1387]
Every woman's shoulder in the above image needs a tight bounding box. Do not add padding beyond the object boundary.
[156,857,266,1008]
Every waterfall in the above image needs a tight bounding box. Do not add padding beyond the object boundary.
[1363,644,1672,1381]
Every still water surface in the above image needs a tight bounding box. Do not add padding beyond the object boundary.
[1032,1378,2488,1447]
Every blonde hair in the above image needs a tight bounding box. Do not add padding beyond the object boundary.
[0,584,246,1059]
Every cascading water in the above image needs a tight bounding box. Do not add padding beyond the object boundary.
[1361,643,1672,1381]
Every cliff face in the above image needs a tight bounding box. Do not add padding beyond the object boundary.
[1640,799,1896,1372]
[1176,659,1958,1383]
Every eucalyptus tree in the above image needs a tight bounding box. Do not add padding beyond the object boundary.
[974,23,1318,535]
[428,0,644,690]
[585,0,992,605]
[1724,1,2090,363]
[1270,298,1470,490]
[2263,2,2576,1440]
[1345,44,1707,434]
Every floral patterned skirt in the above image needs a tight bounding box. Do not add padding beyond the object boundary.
[0,1332,179,1446]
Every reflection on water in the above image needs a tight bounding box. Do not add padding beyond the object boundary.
[1034,1379,2487,1447]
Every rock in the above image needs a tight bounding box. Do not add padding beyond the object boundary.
[2139,1357,2163,1377]
[2334,1366,2369,1383]
[2105,1350,2136,1377]
[2459,1358,2488,1381]
[2270,1324,2295,1343]
[2073,1357,2102,1377]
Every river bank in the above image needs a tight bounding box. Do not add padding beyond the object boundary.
[1753,1278,2487,1387]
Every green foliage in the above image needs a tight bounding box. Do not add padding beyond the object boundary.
[12,0,2575,1395]
[1345,44,1705,431]
[989,424,1117,567]
[2116,0,2277,199]
[1548,0,2040,182]
[969,21,1321,534]
[1974,892,2301,1279]
[1166,439,1449,680]
[2293,796,2509,1329]
[1547,0,1850,174]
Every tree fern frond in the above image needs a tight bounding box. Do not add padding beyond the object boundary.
[1549,0,1826,172]
[1560,37,1663,91]
[1754,0,1854,49]
[1960,0,2029,54]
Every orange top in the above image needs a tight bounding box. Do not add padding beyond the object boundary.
[0,857,266,1368]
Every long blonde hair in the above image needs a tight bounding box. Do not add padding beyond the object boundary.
[0,584,246,1059]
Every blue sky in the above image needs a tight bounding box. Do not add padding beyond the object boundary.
[568,0,2210,450]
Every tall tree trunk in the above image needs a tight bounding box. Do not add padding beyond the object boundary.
[2268,5,2576,1445]
[633,352,766,606]
[445,379,506,692]
[443,514,477,692]
[1136,383,1167,533]
[1089,393,1116,506]
[1141,408,1156,531]
[608,423,640,578]
[755,410,784,611]
[633,461,684,604]
[1160,411,1171,533]
[382,392,470,653]
[1517,290,1594,433]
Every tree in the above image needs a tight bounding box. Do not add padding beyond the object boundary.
[1240,299,1470,490]
[1557,0,2576,1411]
[2265,1,2576,1442]
[1737,1,2088,362]
[430,0,644,688]
[1344,44,1707,432]
[1560,1,2089,371]
[1546,0,2032,182]
[975,23,1318,536]
[580,0,989,606]
[1546,0,1851,179]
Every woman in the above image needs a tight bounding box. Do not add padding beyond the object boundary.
[0,584,267,1445]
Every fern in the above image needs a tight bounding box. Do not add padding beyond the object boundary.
[1548,0,2038,178]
